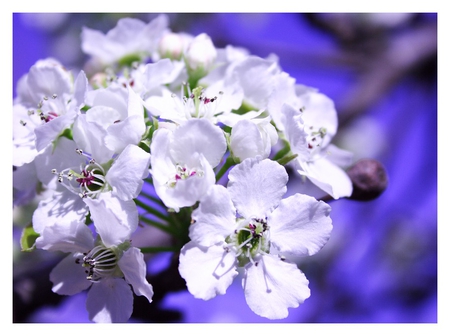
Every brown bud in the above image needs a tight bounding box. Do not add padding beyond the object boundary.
[346,159,388,201]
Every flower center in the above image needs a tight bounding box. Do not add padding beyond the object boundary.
[226,217,270,266]
[79,245,118,282]
[166,163,203,188]
[306,125,327,158]
[52,148,108,198]
[171,84,223,120]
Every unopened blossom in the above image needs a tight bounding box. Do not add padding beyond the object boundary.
[184,33,217,80]
[280,98,353,199]
[179,157,332,319]
[35,199,152,323]
[221,109,278,162]
[157,31,193,61]
[150,118,227,211]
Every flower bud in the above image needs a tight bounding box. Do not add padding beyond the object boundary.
[185,33,217,78]
[158,32,190,60]
[346,159,388,201]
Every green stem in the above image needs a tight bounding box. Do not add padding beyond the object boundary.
[139,246,178,254]
[139,189,165,207]
[135,198,170,222]
[139,216,181,238]
[271,140,291,161]
[276,153,298,166]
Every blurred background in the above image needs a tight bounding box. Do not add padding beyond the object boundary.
[12,13,438,323]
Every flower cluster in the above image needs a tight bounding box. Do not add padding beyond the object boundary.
[13,15,354,322]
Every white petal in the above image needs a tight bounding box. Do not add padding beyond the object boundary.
[34,112,76,151]
[36,220,95,253]
[34,136,84,186]
[300,158,353,199]
[280,103,309,161]
[227,158,287,218]
[85,106,121,129]
[243,254,310,319]
[230,119,265,161]
[32,189,89,234]
[190,185,236,246]
[86,278,133,323]
[84,192,138,247]
[72,114,114,164]
[179,241,238,300]
[269,194,332,256]
[72,70,88,109]
[170,119,226,168]
[149,127,176,183]
[106,144,150,200]
[50,253,92,295]
[118,247,153,302]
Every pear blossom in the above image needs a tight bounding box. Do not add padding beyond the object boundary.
[81,83,147,154]
[150,118,227,211]
[32,134,150,233]
[81,15,169,71]
[280,98,353,199]
[14,58,88,153]
[179,157,332,319]
[35,201,152,323]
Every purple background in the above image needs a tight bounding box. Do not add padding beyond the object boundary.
[12,13,437,323]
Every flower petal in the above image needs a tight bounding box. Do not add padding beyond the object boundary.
[36,220,94,253]
[86,278,133,323]
[227,158,287,218]
[269,194,332,256]
[179,241,238,300]
[50,253,92,295]
[170,118,226,168]
[84,192,138,247]
[300,158,353,199]
[243,254,310,319]
[118,247,154,303]
[190,185,236,246]
[106,144,150,200]
[32,189,89,234]
[230,119,265,161]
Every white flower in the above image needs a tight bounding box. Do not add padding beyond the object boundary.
[150,118,226,211]
[32,135,149,233]
[35,204,152,323]
[14,58,88,152]
[81,15,169,70]
[81,84,147,154]
[280,97,353,199]
[179,157,332,319]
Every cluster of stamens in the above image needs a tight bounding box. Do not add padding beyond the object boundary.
[171,83,224,120]
[76,245,118,282]
[225,217,270,267]
[306,125,327,155]
[52,148,107,198]
[19,93,61,127]
[166,164,203,188]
